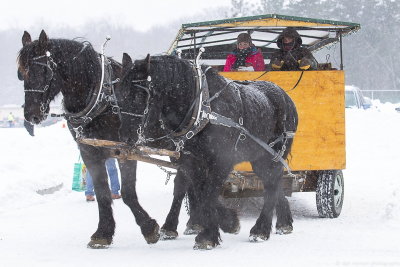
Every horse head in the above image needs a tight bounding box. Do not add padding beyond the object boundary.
[116,53,152,144]
[116,53,199,146]
[18,30,61,125]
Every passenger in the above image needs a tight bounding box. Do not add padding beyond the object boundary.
[224,33,265,72]
[85,158,121,202]
[270,27,318,71]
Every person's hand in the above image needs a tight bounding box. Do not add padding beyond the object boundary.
[271,59,284,70]
[298,57,312,70]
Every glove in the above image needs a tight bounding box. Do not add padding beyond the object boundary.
[237,66,254,71]
[271,59,284,70]
[298,58,312,70]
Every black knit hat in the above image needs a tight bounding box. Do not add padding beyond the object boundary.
[237,33,252,44]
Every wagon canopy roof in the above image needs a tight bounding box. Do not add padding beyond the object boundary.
[167,14,360,60]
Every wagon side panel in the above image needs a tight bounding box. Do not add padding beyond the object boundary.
[221,70,346,171]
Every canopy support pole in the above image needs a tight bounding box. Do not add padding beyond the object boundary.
[339,31,343,70]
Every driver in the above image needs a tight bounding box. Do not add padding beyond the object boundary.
[270,27,318,71]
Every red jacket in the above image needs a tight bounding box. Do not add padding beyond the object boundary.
[223,49,265,72]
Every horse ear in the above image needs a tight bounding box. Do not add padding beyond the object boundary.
[38,30,49,52]
[22,31,32,47]
[145,54,151,74]
[122,53,132,70]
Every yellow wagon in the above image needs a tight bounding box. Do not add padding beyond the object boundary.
[167,14,360,218]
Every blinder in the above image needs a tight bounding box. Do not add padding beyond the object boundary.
[120,75,153,119]
[24,51,56,93]
[23,51,57,117]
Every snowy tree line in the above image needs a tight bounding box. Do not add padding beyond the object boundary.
[1,0,399,105]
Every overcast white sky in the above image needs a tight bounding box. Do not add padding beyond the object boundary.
[1,0,234,31]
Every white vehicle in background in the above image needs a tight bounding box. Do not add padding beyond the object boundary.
[345,85,372,109]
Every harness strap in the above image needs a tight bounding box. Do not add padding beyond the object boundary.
[66,58,112,120]
[206,111,295,175]
[65,56,118,139]
[171,66,211,151]
[170,64,205,137]
[62,38,117,136]
[24,51,56,94]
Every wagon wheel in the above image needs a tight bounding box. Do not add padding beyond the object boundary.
[316,170,344,218]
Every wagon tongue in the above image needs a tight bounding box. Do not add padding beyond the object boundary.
[23,120,34,136]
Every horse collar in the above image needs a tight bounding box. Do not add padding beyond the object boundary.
[169,64,211,151]
[65,54,119,138]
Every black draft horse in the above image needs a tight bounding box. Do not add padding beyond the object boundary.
[116,54,298,249]
[17,30,161,248]
[17,30,241,246]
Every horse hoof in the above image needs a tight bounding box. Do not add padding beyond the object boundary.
[184,224,203,235]
[193,240,218,250]
[159,228,178,240]
[249,233,269,242]
[144,224,160,244]
[87,238,112,249]
[276,225,293,235]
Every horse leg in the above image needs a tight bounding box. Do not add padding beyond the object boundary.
[159,169,204,238]
[183,182,240,235]
[160,170,189,240]
[216,201,240,234]
[192,163,233,250]
[183,185,204,235]
[275,187,293,234]
[159,168,239,239]
[249,156,284,242]
[119,160,160,244]
[275,139,294,234]
[80,147,115,249]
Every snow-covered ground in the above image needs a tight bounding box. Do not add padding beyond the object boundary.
[1,104,400,267]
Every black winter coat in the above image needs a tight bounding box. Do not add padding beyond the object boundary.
[269,27,318,71]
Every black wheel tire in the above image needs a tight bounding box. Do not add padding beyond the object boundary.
[316,170,344,218]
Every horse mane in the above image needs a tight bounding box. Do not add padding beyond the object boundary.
[146,55,197,95]
[17,38,101,86]
[134,55,198,130]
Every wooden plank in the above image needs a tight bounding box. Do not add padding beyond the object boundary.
[79,138,181,159]
[78,138,179,169]
[221,70,346,171]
